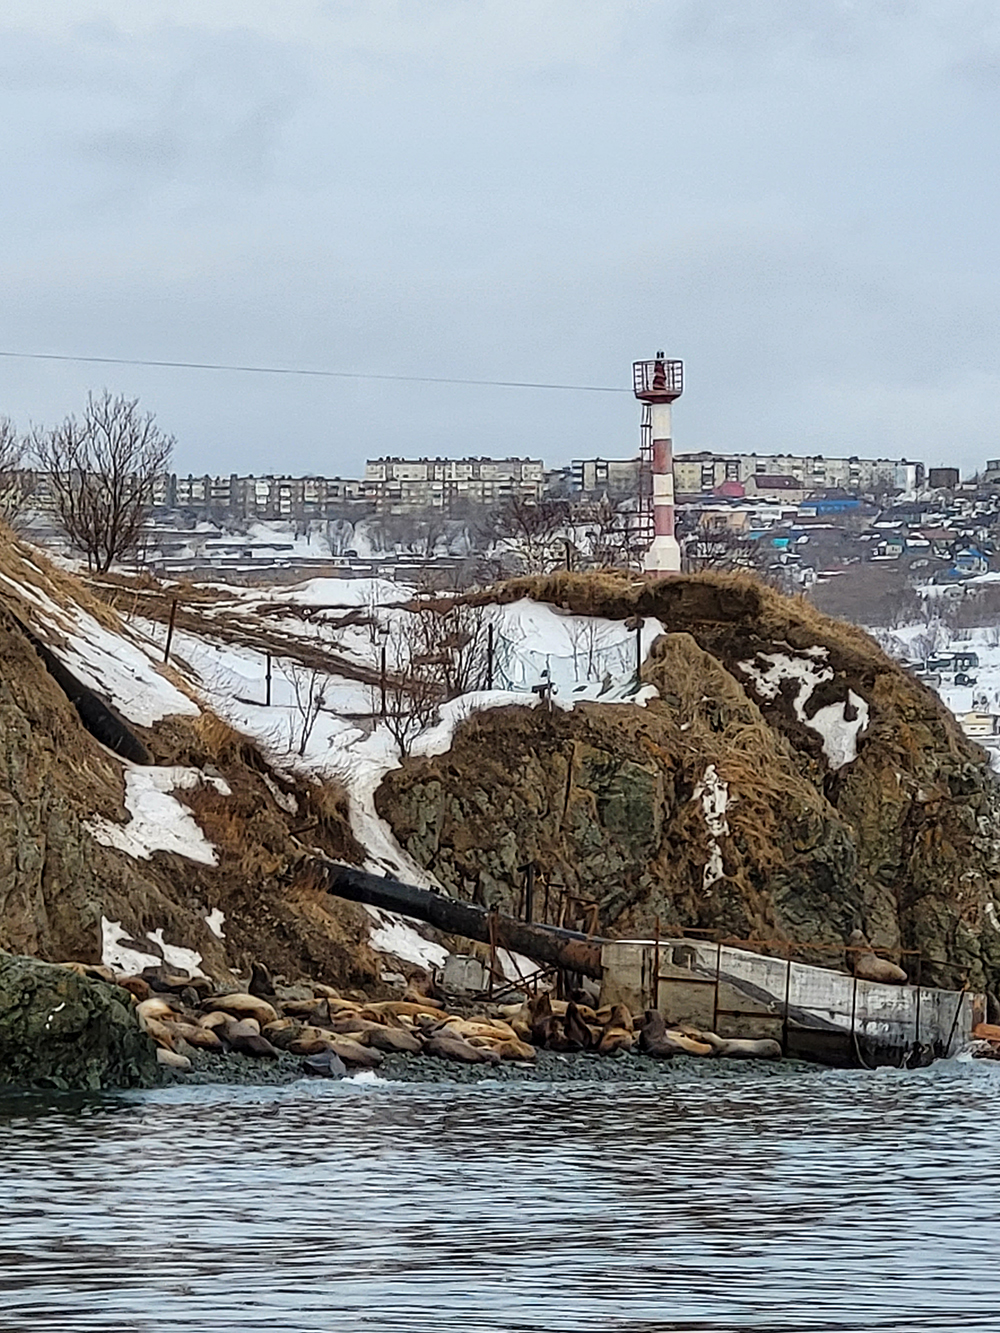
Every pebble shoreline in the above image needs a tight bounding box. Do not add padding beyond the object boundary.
[174,1046,809,1087]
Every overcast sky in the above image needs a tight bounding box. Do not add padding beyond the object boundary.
[2,1,999,477]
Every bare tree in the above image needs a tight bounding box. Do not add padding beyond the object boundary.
[487,494,570,574]
[372,619,442,758]
[285,660,327,757]
[34,390,173,571]
[413,601,493,698]
[0,417,32,520]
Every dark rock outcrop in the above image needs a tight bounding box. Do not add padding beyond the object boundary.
[377,572,1000,995]
[0,952,159,1091]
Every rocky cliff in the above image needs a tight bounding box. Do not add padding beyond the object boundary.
[0,533,378,991]
[377,572,1000,995]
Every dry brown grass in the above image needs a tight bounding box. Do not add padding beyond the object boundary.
[0,523,122,631]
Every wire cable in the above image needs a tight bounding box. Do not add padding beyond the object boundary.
[0,348,629,393]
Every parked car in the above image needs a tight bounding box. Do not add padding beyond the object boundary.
[955,673,978,686]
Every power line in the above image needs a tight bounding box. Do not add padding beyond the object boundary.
[0,347,629,394]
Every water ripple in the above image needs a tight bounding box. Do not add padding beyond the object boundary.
[1,1060,998,1331]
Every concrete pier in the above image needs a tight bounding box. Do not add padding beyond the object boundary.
[599,937,985,1066]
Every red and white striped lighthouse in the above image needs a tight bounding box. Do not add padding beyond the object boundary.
[633,351,683,575]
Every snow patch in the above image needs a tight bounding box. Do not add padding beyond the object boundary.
[205,908,226,939]
[86,766,229,866]
[145,928,205,977]
[739,651,869,769]
[692,763,729,889]
[364,907,449,970]
[101,917,162,974]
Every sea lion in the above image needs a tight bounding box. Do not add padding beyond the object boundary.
[311,983,341,1000]
[486,1036,536,1062]
[264,1022,306,1050]
[201,993,278,1026]
[117,976,152,1002]
[248,961,276,999]
[167,1022,224,1052]
[322,1036,383,1068]
[424,1034,499,1064]
[848,930,908,985]
[362,1000,449,1020]
[59,961,117,984]
[156,1048,191,1072]
[288,1038,335,1056]
[142,1016,179,1050]
[712,1038,783,1060]
[226,1017,279,1059]
[301,1049,347,1078]
[136,996,183,1025]
[281,998,332,1019]
[563,1003,594,1051]
[365,1026,423,1055]
[198,1010,232,1032]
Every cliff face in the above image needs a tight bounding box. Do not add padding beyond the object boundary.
[0,538,378,991]
[377,572,1000,995]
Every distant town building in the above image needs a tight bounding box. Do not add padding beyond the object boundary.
[568,457,642,494]
[928,467,960,490]
[363,457,544,512]
[673,452,923,496]
[161,474,364,519]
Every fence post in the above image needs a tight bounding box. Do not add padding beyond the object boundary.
[265,652,272,706]
[163,598,178,665]
[487,622,495,690]
[380,643,387,717]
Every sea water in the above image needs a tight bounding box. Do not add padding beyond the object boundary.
[1,1058,998,1332]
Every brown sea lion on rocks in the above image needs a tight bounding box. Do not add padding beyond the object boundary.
[248,961,276,999]
[117,976,152,1003]
[282,998,332,1020]
[142,1017,179,1051]
[136,996,183,1026]
[424,1034,499,1064]
[167,1022,224,1052]
[563,1003,594,1052]
[365,1026,423,1055]
[202,993,278,1026]
[713,1038,783,1060]
[226,1018,279,1059]
[323,1036,383,1068]
[156,1048,191,1072]
[848,930,908,985]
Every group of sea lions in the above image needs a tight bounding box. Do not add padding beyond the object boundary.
[57,958,784,1073]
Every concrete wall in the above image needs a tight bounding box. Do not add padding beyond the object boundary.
[600,938,983,1066]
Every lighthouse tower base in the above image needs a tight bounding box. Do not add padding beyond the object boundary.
[643,533,682,576]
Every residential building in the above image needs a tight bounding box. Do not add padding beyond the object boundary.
[673,452,923,496]
[568,457,642,495]
[363,457,545,511]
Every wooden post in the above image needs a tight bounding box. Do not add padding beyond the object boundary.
[635,616,643,683]
[486,622,495,690]
[265,652,272,706]
[564,538,572,571]
[521,862,535,923]
[380,643,387,717]
[163,598,178,664]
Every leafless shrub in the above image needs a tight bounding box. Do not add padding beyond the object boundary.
[371,619,442,758]
[286,660,327,757]
[34,390,173,571]
[486,494,570,574]
[0,417,32,520]
[412,601,493,697]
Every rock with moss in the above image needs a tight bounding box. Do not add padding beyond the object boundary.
[0,951,160,1092]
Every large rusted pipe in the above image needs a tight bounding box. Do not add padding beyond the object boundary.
[319,863,605,978]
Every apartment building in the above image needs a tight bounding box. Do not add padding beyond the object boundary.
[363,457,545,511]
[163,474,364,519]
[674,452,923,496]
